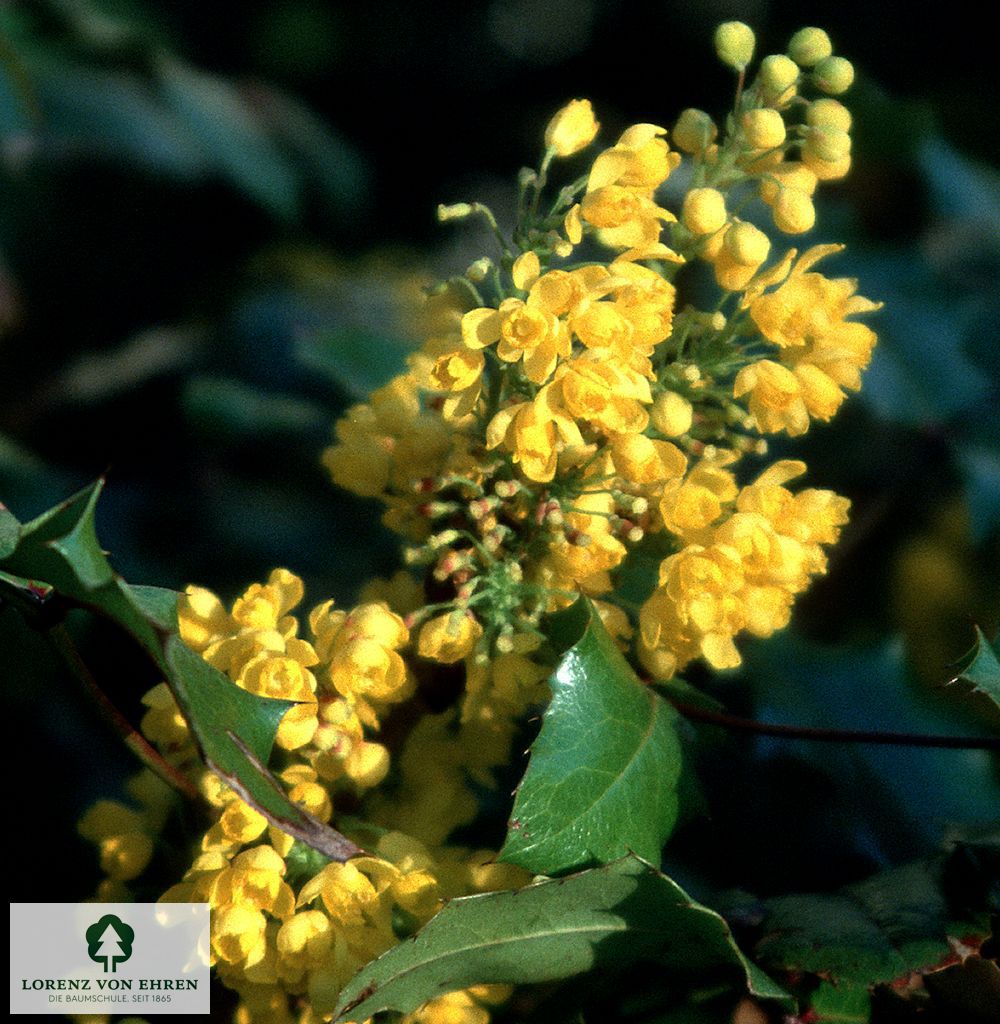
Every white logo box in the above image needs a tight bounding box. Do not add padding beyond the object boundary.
[10,903,210,1015]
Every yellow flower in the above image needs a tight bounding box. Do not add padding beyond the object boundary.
[659,459,739,537]
[212,904,267,965]
[733,359,811,436]
[219,799,269,846]
[139,682,189,748]
[401,990,489,1024]
[461,297,570,385]
[276,911,333,972]
[544,99,599,157]
[418,611,483,664]
[555,356,651,436]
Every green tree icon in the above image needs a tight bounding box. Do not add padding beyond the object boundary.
[86,914,134,973]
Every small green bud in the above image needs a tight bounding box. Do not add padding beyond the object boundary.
[742,108,787,149]
[437,202,473,222]
[466,257,493,283]
[813,55,855,94]
[807,98,852,132]
[759,54,799,95]
[714,21,756,71]
[673,108,717,154]
[787,27,833,67]
[805,125,852,162]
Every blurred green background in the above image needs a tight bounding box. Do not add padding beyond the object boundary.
[1,0,997,917]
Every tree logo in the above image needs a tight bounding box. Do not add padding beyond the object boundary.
[85,914,134,973]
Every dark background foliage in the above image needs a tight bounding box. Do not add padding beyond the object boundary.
[1,0,997,971]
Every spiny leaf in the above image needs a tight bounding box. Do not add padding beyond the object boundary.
[0,481,359,860]
[333,856,790,1022]
[743,836,997,988]
[952,627,1000,715]
[498,600,682,875]
[0,504,19,559]
[808,981,872,1023]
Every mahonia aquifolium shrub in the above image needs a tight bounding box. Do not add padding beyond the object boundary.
[79,23,877,1024]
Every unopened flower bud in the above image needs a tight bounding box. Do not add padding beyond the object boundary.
[681,188,727,235]
[466,257,493,283]
[495,630,515,654]
[787,27,832,67]
[807,99,852,132]
[813,56,854,95]
[651,391,694,437]
[714,21,756,71]
[673,108,717,154]
[742,108,786,150]
[759,54,799,96]
[544,99,600,157]
[437,202,473,222]
[725,221,771,266]
[494,479,523,499]
[518,167,538,190]
[805,125,852,162]
[772,188,815,234]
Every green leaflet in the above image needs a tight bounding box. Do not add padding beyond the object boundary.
[295,327,411,400]
[0,480,358,860]
[499,600,682,875]
[333,856,790,1021]
[953,627,1000,717]
[0,504,20,559]
[744,836,998,988]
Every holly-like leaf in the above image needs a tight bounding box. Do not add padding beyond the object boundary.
[499,600,682,875]
[808,981,872,1023]
[0,504,19,559]
[0,481,359,860]
[742,837,997,989]
[333,856,790,1022]
[953,627,1000,715]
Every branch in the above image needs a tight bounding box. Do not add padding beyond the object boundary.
[667,698,1000,751]
[47,623,200,800]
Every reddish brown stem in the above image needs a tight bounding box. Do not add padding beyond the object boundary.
[47,623,200,800]
[668,699,1000,751]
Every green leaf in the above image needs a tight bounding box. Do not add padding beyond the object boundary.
[953,627,1000,714]
[333,856,790,1022]
[499,600,682,875]
[746,837,997,988]
[296,327,410,400]
[163,635,357,858]
[1,482,359,860]
[182,376,327,439]
[0,504,19,559]
[808,981,871,1023]
[157,57,300,221]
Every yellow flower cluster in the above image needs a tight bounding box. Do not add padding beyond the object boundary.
[735,245,880,435]
[322,21,876,688]
[81,571,528,1024]
[640,459,849,677]
[78,22,879,1024]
